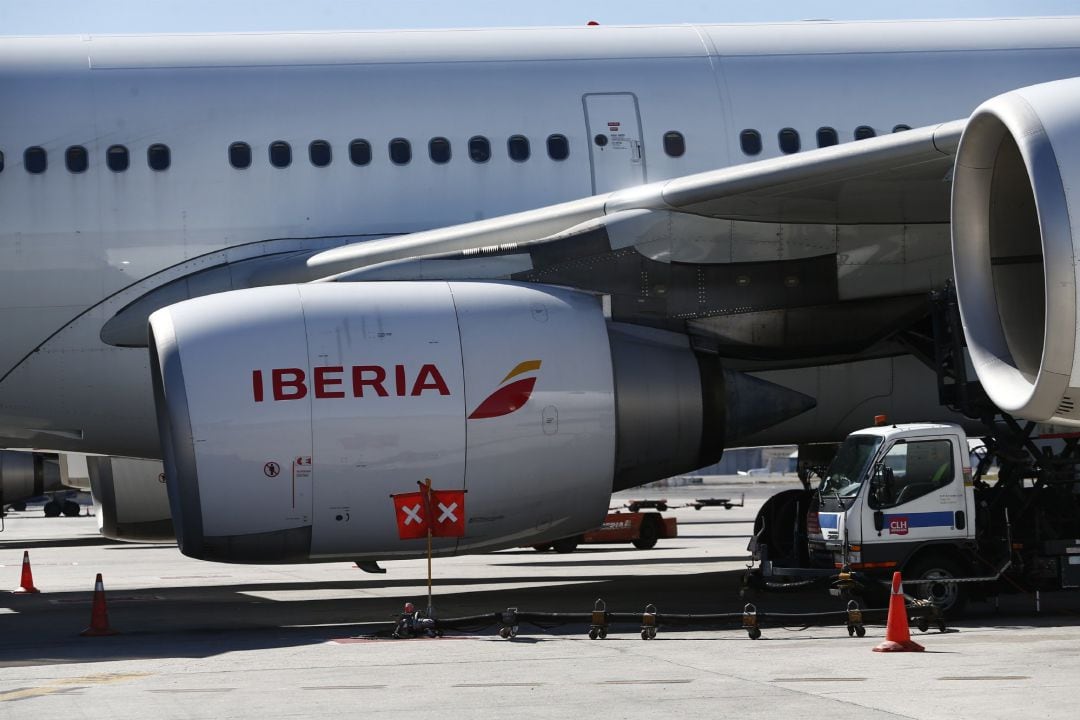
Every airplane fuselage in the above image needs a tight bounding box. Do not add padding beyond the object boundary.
[2,18,1080,457]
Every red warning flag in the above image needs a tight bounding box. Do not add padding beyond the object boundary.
[430,489,466,538]
[392,487,466,539]
[392,491,429,540]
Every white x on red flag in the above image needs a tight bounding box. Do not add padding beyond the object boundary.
[391,487,466,539]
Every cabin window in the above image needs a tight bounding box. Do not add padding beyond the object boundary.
[349,139,372,166]
[229,142,251,169]
[24,146,47,174]
[739,129,762,156]
[429,137,451,164]
[309,140,332,168]
[508,134,530,162]
[148,143,171,171]
[269,141,291,168]
[854,125,876,140]
[389,138,411,165]
[663,131,685,158]
[65,145,88,173]
[816,127,838,148]
[469,136,491,163]
[778,128,800,154]
[107,145,129,172]
[546,134,569,161]
[0,150,4,173]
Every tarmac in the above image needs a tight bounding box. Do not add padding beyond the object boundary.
[3,476,1080,720]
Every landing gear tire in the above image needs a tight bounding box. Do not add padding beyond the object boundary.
[552,536,581,554]
[10,501,26,512]
[905,556,968,616]
[43,501,62,518]
[632,520,659,550]
[62,500,81,517]
[532,543,552,552]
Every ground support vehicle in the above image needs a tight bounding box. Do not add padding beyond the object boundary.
[533,511,677,553]
[745,285,1080,614]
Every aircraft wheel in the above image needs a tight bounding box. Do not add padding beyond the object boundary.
[43,501,62,518]
[62,500,81,517]
[552,536,580,554]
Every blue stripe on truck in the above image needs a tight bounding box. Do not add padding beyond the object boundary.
[884,511,954,528]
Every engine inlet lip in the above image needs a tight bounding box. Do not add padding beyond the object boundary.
[951,91,1075,420]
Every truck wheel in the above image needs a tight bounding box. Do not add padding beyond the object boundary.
[632,519,659,550]
[552,536,580,554]
[905,556,968,616]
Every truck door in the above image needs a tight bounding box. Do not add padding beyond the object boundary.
[582,93,646,194]
[863,435,970,550]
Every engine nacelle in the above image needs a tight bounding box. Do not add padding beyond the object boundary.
[150,281,812,563]
[953,78,1080,424]
[1,450,61,507]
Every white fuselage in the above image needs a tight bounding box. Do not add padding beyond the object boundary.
[2,18,1080,457]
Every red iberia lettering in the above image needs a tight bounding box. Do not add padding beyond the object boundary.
[253,364,451,402]
[272,368,308,401]
[411,363,451,396]
[314,366,345,399]
[352,366,389,397]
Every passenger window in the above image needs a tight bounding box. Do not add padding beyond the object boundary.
[24,146,47,174]
[507,134,530,162]
[147,143,171,171]
[469,136,491,163]
[429,137,451,164]
[778,128,800,154]
[269,141,291,169]
[229,142,251,169]
[870,439,955,509]
[854,125,876,141]
[309,140,332,167]
[739,129,762,156]
[892,124,911,133]
[107,145,129,172]
[546,133,569,161]
[663,131,685,158]
[349,139,371,166]
[389,138,411,165]
[65,145,88,173]
[816,127,838,148]
[0,150,4,173]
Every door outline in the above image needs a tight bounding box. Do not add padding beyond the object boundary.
[582,92,647,194]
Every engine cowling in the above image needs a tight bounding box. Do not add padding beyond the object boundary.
[952,77,1080,424]
[149,281,813,563]
[1,450,61,507]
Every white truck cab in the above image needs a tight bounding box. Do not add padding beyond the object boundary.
[813,422,975,572]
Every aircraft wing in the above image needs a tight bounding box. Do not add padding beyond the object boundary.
[308,119,963,276]
[305,120,964,362]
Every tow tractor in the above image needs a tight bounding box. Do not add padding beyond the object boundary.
[745,283,1080,614]
[533,511,678,553]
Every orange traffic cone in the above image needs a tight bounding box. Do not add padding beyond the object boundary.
[80,573,119,637]
[12,551,39,594]
[873,571,924,652]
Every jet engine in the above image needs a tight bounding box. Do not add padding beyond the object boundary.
[952,77,1080,424]
[1,450,61,509]
[149,281,813,563]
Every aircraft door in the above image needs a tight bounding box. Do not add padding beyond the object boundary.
[583,93,646,194]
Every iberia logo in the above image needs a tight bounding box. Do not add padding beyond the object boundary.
[468,360,542,420]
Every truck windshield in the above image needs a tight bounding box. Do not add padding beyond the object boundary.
[818,435,882,497]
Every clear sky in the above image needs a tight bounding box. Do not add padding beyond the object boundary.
[1,0,1078,35]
